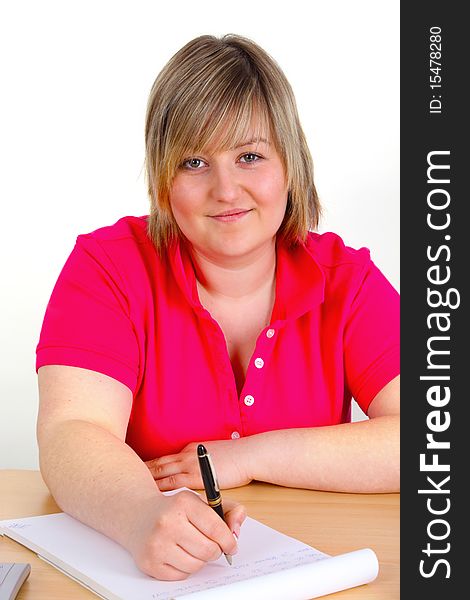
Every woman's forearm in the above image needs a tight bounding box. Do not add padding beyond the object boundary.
[38,419,160,549]
[241,416,399,493]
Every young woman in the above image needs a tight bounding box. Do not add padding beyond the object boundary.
[36,34,399,580]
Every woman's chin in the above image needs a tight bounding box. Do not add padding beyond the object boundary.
[204,235,273,262]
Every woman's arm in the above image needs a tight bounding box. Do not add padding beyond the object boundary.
[148,375,400,493]
[37,365,243,580]
[244,375,400,492]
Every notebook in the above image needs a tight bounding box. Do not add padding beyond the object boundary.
[0,490,379,600]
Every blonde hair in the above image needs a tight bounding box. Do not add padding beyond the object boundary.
[145,34,321,251]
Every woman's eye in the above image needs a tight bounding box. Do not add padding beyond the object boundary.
[182,158,206,170]
[240,153,261,164]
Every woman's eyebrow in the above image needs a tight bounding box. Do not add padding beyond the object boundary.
[232,138,271,149]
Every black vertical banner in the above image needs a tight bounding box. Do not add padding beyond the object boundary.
[401,2,466,597]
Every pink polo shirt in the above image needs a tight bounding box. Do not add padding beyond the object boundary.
[36,216,400,460]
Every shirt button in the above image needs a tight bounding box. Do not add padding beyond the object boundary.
[266,328,275,338]
[244,395,255,406]
[231,431,240,439]
[254,357,264,369]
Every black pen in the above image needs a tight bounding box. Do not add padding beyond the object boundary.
[197,444,232,566]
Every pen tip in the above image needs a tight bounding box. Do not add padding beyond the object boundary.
[225,554,232,566]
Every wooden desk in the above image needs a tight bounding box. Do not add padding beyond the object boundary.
[0,470,399,599]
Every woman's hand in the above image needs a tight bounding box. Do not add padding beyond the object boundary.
[146,440,253,491]
[127,491,246,580]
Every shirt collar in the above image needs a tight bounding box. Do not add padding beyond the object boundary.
[272,238,325,322]
[168,236,325,321]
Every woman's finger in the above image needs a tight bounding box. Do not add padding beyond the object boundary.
[151,452,185,466]
[223,501,247,539]
[176,525,223,563]
[147,459,184,480]
[187,498,240,557]
[156,472,191,491]
[163,543,207,575]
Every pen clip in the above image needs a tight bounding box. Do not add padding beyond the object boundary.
[207,453,220,493]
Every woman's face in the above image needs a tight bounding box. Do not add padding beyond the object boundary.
[168,126,288,262]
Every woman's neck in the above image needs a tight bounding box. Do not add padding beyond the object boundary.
[190,239,277,301]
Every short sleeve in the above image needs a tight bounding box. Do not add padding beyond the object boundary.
[343,262,400,413]
[36,235,140,393]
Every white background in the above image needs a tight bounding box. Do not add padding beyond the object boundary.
[0,1,399,469]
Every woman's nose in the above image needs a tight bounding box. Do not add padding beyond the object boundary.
[209,165,240,203]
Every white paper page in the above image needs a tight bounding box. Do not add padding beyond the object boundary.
[1,509,378,600]
[178,549,379,600]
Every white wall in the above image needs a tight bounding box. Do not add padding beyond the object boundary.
[0,0,399,468]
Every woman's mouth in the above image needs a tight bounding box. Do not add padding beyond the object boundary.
[209,209,253,222]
